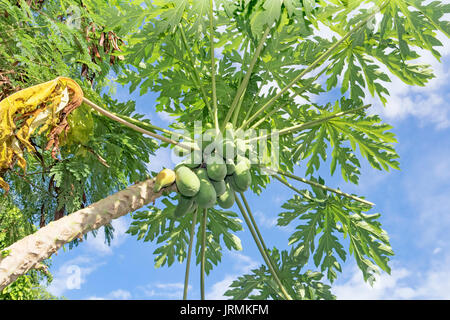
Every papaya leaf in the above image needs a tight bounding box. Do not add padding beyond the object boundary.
[224,248,335,300]
[279,182,393,283]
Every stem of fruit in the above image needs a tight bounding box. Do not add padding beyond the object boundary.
[234,194,293,300]
[244,7,383,127]
[82,97,195,151]
[179,25,215,122]
[183,208,198,300]
[246,104,371,143]
[209,0,219,133]
[222,27,271,130]
[200,208,207,300]
[264,167,374,206]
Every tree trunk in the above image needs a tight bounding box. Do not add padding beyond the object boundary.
[0,178,176,290]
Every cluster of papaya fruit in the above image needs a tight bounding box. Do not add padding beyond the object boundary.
[153,122,252,218]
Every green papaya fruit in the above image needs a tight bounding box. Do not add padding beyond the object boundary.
[233,160,252,192]
[195,174,217,209]
[211,179,226,197]
[217,186,235,209]
[224,122,235,140]
[225,174,246,193]
[175,151,202,170]
[175,166,201,197]
[216,138,235,161]
[174,195,195,218]
[197,131,215,153]
[176,160,201,170]
[226,162,235,175]
[190,200,198,212]
[206,155,227,181]
[196,168,209,180]
[236,155,251,169]
[235,138,247,157]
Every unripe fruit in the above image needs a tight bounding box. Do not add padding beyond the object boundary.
[174,195,195,218]
[206,155,227,181]
[175,166,201,197]
[217,186,235,209]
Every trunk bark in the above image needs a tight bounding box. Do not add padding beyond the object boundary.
[0,178,176,290]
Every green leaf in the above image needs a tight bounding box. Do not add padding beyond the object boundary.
[224,248,335,300]
[279,184,394,283]
[262,0,283,27]
[189,0,210,33]
[290,98,398,183]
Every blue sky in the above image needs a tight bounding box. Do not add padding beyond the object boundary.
[43,26,450,300]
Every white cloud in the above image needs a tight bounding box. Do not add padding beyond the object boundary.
[87,296,105,300]
[109,289,132,299]
[47,217,131,297]
[86,289,132,300]
[293,95,309,105]
[334,253,450,300]
[273,195,285,205]
[207,252,259,300]
[216,25,227,34]
[208,275,237,300]
[369,73,450,130]
[157,111,174,123]
[253,210,277,229]
[139,282,188,299]
[368,35,450,129]
[413,254,450,299]
[333,265,415,300]
[229,252,260,274]
[47,255,105,297]
[310,16,450,130]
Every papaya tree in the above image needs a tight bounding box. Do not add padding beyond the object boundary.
[0,0,449,300]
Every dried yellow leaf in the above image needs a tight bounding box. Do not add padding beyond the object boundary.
[0,77,84,191]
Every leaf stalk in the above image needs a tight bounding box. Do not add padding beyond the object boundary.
[183,208,198,300]
[222,27,271,130]
[234,194,293,300]
[264,167,375,206]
